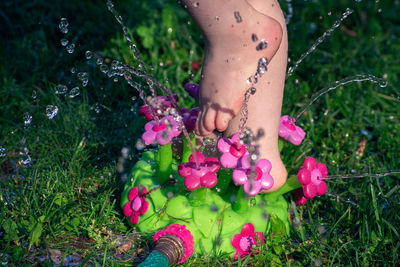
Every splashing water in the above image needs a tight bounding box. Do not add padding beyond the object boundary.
[59,18,69,34]
[46,105,59,119]
[286,8,353,78]
[23,112,32,127]
[293,74,387,121]
[55,84,68,95]
[105,0,200,168]
[324,170,400,180]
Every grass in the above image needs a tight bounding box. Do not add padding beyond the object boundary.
[0,0,399,265]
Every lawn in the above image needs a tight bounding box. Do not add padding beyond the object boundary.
[0,0,399,265]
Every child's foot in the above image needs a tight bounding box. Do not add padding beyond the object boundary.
[184,1,282,136]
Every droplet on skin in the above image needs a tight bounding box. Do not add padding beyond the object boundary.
[251,33,258,42]
[256,41,268,51]
[234,11,242,23]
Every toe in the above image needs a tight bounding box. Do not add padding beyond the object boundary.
[215,111,232,132]
[203,108,217,134]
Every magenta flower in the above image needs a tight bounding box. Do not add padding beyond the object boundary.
[184,83,199,101]
[139,94,178,121]
[178,152,220,190]
[232,156,274,196]
[217,133,249,169]
[292,187,308,206]
[279,115,306,146]
[231,223,264,260]
[123,186,149,225]
[180,107,199,133]
[297,157,328,199]
[153,224,194,264]
[142,116,181,145]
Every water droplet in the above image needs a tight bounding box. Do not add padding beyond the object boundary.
[66,43,75,54]
[60,38,69,46]
[234,11,242,23]
[96,58,103,65]
[55,84,68,94]
[135,139,145,151]
[68,87,80,98]
[85,50,93,59]
[32,90,37,99]
[23,112,32,126]
[256,41,268,51]
[251,33,258,42]
[59,18,69,34]
[0,147,6,157]
[70,67,76,74]
[113,77,119,83]
[100,64,109,73]
[46,105,59,119]
[250,87,256,95]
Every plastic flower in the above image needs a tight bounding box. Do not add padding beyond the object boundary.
[139,94,178,121]
[279,115,306,145]
[232,156,274,196]
[231,223,264,260]
[142,116,181,145]
[181,107,199,133]
[123,186,149,225]
[184,83,199,101]
[297,157,328,199]
[217,133,249,169]
[153,224,194,264]
[178,152,220,190]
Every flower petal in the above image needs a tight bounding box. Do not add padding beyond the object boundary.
[184,175,201,191]
[317,163,328,178]
[232,169,248,185]
[131,212,140,225]
[217,138,232,153]
[303,157,317,171]
[140,200,149,215]
[123,202,133,217]
[220,153,239,169]
[241,223,255,236]
[303,183,317,199]
[205,157,220,172]
[316,181,327,196]
[231,234,242,249]
[257,159,272,173]
[128,187,139,201]
[142,130,156,145]
[260,173,274,190]
[189,152,205,164]
[243,180,262,196]
[200,172,218,188]
[297,169,311,185]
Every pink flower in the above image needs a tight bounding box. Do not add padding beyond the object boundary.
[217,133,249,169]
[139,94,178,121]
[292,187,308,206]
[123,186,149,225]
[180,107,199,133]
[153,224,194,264]
[297,157,328,199]
[178,152,220,190]
[184,83,199,101]
[279,115,306,146]
[231,223,264,260]
[142,116,181,145]
[232,156,274,196]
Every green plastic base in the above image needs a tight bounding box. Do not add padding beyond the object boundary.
[122,150,298,257]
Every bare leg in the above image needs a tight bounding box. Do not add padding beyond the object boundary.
[182,0,287,191]
[226,0,288,191]
[181,0,282,136]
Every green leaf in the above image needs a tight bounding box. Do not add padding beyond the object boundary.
[28,222,43,249]
[3,218,19,241]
